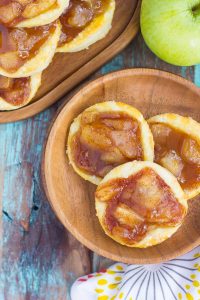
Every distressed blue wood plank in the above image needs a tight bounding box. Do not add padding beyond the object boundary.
[101,54,124,74]
[194,65,200,87]
[0,106,91,300]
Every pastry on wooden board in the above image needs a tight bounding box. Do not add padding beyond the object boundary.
[0,21,61,78]
[0,73,41,110]
[148,114,200,200]
[95,161,187,248]
[57,0,115,52]
[67,101,154,185]
[0,0,116,110]
[0,0,69,27]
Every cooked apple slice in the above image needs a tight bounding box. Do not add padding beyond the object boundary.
[0,76,13,90]
[181,138,200,165]
[111,204,147,242]
[160,150,184,178]
[95,181,123,202]
[101,148,126,164]
[120,168,183,225]
[0,52,22,72]
[22,0,57,18]
[0,2,22,24]
[111,130,139,159]
[102,118,136,131]
[127,171,162,210]
[151,123,171,145]
[114,204,144,227]
[80,125,112,149]
[68,4,93,27]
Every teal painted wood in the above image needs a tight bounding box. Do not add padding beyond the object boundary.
[0,33,198,300]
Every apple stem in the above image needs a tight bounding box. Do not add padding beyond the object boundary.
[192,4,200,17]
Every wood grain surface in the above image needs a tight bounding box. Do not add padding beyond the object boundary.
[0,0,140,124]
[0,33,199,299]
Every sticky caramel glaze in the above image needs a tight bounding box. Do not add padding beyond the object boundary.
[0,1,58,27]
[0,23,56,72]
[71,111,143,178]
[59,0,110,46]
[96,168,185,244]
[0,76,30,105]
[150,123,200,190]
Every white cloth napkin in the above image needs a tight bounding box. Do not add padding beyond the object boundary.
[71,247,200,300]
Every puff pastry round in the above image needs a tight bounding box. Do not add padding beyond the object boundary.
[0,21,61,78]
[148,114,200,200]
[95,161,187,248]
[0,0,69,28]
[0,73,41,110]
[67,101,154,185]
[57,0,115,53]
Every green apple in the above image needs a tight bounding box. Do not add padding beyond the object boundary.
[141,0,200,66]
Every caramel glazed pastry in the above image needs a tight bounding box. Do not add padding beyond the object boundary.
[57,0,115,52]
[0,1,70,110]
[148,114,200,200]
[0,21,61,78]
[67,101,154,185]
[95,161,187,248]
[0,1,115,109]
[0,21,61,109]
[0,74,41,110]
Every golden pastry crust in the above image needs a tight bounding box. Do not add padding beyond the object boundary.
[0,73,41,111]
[148,113,200,200]
[0,22,61,78]
[95,161,187,248]
[67,101,154,185]
[57,0,115,53]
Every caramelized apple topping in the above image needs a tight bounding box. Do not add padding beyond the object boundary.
[59,0,110,46]
[0,0,58,26]
[71,111,143,178]
[150,123,200,190]
[0,75,30,106]
[0,23,56,72]
[96,168,186,244]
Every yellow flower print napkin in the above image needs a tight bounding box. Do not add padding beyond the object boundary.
[71,247,200,300]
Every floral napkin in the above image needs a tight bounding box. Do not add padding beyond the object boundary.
[71,247,200,300]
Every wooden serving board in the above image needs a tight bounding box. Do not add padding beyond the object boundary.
[0,0,140,124]
[42,69,200,265]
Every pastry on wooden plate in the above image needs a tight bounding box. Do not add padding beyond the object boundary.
[57,0,115,52]
[0,0,69,27]
[0,21,61,78]
[0,73,41,110]
[95,161,187,248]
[67,101,154,185]
[148,114,200,200]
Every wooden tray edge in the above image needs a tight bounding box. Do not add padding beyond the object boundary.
[0,1,141,124]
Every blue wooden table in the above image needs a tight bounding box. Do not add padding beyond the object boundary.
[1,33,199,300]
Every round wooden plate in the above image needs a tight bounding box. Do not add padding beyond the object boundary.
[0,0,140,124]
[42,68,200,264]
